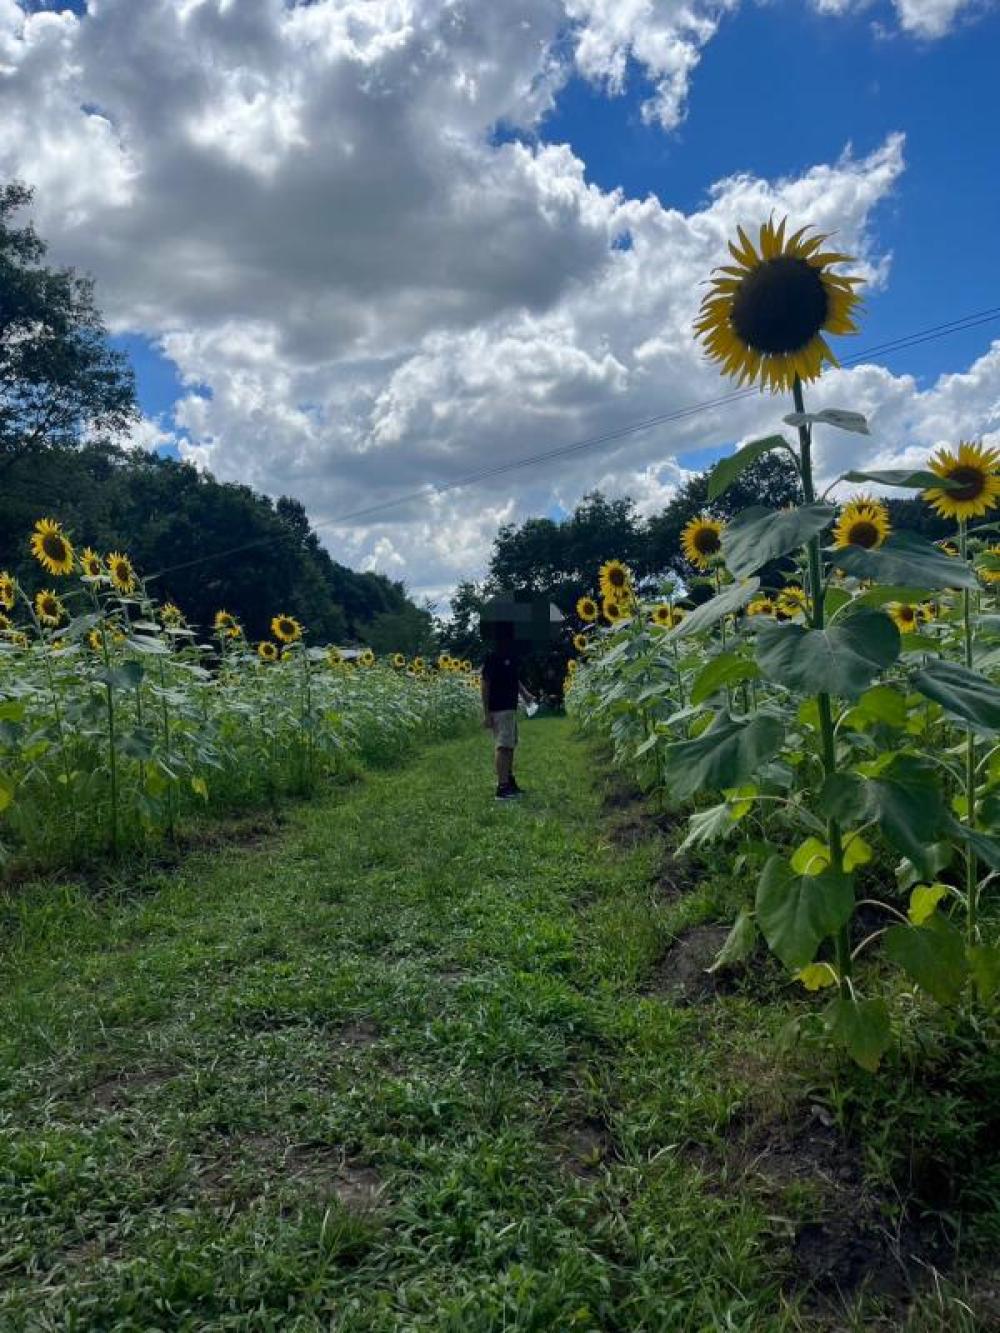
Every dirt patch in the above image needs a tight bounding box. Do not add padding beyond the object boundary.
[651,850,699,902]
[334,1018,380,1047]
[608,809,656,848]
[90,1065,179,1111]
[286,1145,384,1210]
[645,925,735,1005]
[693,1104,951,1317]
[552,1116,618,1179]
[600,775,644,812]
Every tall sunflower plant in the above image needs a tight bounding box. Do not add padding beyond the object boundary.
[574,218,1000,1070]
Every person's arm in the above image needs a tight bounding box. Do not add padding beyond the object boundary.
[480,663,492,726]
[518,678,535,706]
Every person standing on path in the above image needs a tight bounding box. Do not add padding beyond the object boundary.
[480,621,535,800]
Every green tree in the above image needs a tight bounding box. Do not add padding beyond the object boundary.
[0,182,137,468]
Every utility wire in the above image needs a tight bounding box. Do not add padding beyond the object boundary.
[147,303,1000,582]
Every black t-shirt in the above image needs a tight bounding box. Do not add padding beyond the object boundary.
[482,649,520,711]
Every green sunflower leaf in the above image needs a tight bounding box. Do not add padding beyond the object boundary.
[707,435,791,501]
[884,917,969,1005]
[721,504,835,580]
[841,469,956,490]
[824,753,945,877]
[968,944,1000,1002]
[689,651,760,705]
[911,659,1000,730]
[754,610,900,700]
[825,996,891,1072]
[664,710,784,801]
[830,531,977,590]
[707,907,758,972]
[755,855,854,970]
[668,578,759,641]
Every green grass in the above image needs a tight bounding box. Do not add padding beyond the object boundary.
[0,718,994,1330]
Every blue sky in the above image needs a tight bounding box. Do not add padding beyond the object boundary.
[118,0,1000,462]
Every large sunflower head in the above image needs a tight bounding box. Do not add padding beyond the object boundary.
[0,572,15,610]
[978,545,1000,584]
[160,602,185,627]
[437,652,452,670]
[747,596,776,618]
[412,655,425,671]
[576,595,598,623]
[573,632,589,652]
[602,598,625,624]
[107,551,137,594]
[80,547,103,579]
[681,515,725,570]
[392,652,406,668]
[30,518,75,577]
[599,559,632,598]
[461,659,472,672]
[923,441,1000,522]
[271,613,302,644]
[34,589,65,627]
[694,217,862,393]
[327,647,343,667]
[832,497,891,550]
[888,602,923,634]
[361,649,376,667]
[777,584,809,619]
[257,640,278,662]
[214,609,237,634]
[652,604,684,628]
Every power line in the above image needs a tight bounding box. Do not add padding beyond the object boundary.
[147,303,1000,582]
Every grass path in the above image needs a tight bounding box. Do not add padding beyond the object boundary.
[0,718,938,1329]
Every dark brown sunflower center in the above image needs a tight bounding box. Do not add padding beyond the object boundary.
[730,256,828,355]
[944,465,987,501]
[848,520,880,549]
[608,568,626,587]
[900,607,915,621]
[43,534,68,560]
[693,527,721,555]
[279,620,293,634]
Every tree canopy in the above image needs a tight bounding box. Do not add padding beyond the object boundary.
[0,182,138,468]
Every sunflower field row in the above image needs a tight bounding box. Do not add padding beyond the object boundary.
[567,216,1000,1071]
[0,526,479,873]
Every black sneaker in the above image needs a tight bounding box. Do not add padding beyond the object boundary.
[495,783,517,800]
[508,778,526,796]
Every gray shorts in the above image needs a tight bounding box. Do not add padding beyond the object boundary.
[490,710,518,749]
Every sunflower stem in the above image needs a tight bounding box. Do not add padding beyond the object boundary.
[959,521,978,943]
[793,376,852,986]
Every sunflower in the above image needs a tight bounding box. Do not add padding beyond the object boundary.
[30,518,75,577]
[271,613,302,644]
[978,545,1000,584]
[566,658,578,674]
[258,640,278,662]
[832,497,890,550]
[361,649,375,667]
[576,595,598,623]
[8,631,28,649]
[777,585,809,618]
[412,656,425,671]
[573,632,589,652]
[438,653,452,670]
[651,604,684,628]
[327,647,343,667]
[0,572,15,610]
[923,442,1000,522]
[936,539,959,557]
[392,652,406,668]
[160,602,185,627]
[0,613,11,632]
[888,602,925,634]
[80,547,103,578]
[694,217,862,393]
[461,659,472,672]
[599,559,632,598]
[747,596,776,617]
[603,598,625,623]
[107,551,137,594]
[87,627,105,652]
[681,516,724,570]
[34,589,65,627]
[214,609,237,635]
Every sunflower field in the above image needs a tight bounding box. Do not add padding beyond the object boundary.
[566,217,1000,1070]
[0,527,478,873]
